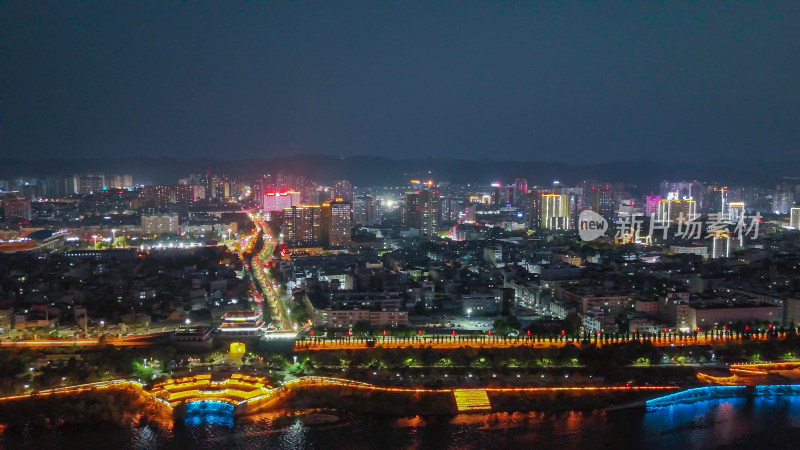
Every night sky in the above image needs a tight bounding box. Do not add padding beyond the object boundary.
[1,2,798,162]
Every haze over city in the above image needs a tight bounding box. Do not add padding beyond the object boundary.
[2,2,799,163]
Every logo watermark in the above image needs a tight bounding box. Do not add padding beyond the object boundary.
[577,210,762,243]
[578,210,608,241]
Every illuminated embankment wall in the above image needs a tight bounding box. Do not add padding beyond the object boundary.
[646,384,800,411]
[0,376,681,417]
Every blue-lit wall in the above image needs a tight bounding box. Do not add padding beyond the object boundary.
[184,401,235,426]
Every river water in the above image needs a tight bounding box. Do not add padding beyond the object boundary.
[4,395,800,449]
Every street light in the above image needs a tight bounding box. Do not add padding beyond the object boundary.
[91,235,98,249]
[111,229,117,247]
[467,308,472,319]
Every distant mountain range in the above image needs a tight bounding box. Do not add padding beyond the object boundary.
[0,155,797,188]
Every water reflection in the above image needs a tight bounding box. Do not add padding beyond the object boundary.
[6,397,800,449]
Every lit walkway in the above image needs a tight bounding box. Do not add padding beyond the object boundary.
[454,389,491,412]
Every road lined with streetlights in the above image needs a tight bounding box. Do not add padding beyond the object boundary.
[248,213,292,332]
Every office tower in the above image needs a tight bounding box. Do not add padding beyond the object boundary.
[332,179,353,203]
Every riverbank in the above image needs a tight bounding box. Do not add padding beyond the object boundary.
[0,385,171,434]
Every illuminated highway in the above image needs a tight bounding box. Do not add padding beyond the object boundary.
[247,213,292,332]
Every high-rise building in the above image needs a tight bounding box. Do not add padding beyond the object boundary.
[656,199,697,225]
[526,189,543,229]
[322,200,351,247]
[774,183,796,214]
[404,189,440,236]
[332,179,353,203]
[644,195,661,217]
[660,181,694,200]
[282,205,322,243]
[587,185,615,222]
[789,207,800,229]
[263,190,301,212]
[512,178,528,206]
[79,175,104,195]
[728,201,745,222]
[440,195,463,223]
[354,195,381,225]
[404,192,422,229]
[542,193,570,230]
[107,175,133,189]
[708,186,728,216]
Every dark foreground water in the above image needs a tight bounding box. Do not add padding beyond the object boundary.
[5,395,800,449]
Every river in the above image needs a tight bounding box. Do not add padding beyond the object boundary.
[4,395,800,449]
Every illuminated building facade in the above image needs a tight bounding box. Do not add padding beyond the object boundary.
[790,207,800,229]
[218,310,265,338]
[644,195,661,217]
[332,179,353,203]
[542,193,571,230]
[321,200,352,247]
[656,199,697,225]
[404,189,440,236]
[262,190,300,212]
[728,201,745,222]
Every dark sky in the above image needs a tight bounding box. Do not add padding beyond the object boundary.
[1,1,798,162]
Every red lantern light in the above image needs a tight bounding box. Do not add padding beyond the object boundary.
[488,330,492,336]
[745,325,749,331]
[526,330,531,336]
[561,330,565,336]
[310,330,315,336]
[418,330,422,336]
[452,330,456,336]
[382,330,387,336]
